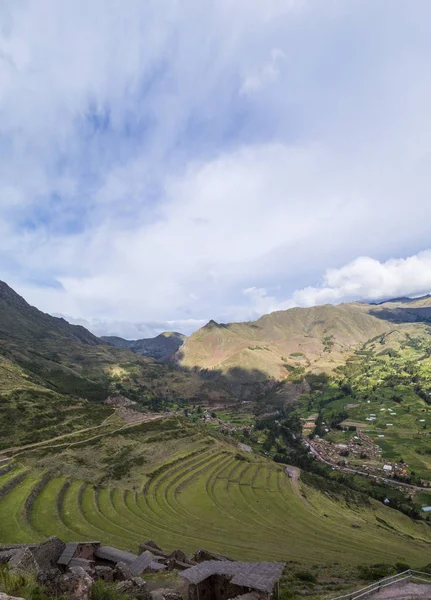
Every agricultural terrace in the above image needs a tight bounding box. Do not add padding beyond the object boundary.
[1,418,431,567]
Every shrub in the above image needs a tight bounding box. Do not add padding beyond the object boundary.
[357,564,396,581]
[395,562,410,573]
[294,570,317,583]
[279,589,298,600]
[0,567,38,599]
[91,580,129,600]
[421,563,431,574]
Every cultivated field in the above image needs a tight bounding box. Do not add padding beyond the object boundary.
[1,432,431,566]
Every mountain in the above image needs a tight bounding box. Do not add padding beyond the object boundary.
[0,281,238,449]
[101,331,185,359]
[177,297,431,380]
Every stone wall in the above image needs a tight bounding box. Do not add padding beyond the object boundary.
[0,473,27,500]
[32,537,66,570]
[188,576,249,600]
[24,474,52,525]
[0,465,12,477]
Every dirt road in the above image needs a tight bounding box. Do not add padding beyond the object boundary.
[0,412,165,457]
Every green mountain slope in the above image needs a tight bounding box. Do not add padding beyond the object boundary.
[0,282,238,448]
[2,416,431,568]
[178,298,431,380]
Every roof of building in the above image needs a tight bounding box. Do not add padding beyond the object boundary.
[95,546,138,565]
[58,543,79,566]
[180,561,285,593]
[129,551,153,575]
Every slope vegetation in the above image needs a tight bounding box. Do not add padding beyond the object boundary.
[1,417,431,566]
[0,281,241,449]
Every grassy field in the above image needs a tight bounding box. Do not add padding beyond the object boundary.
[1,418,431,568]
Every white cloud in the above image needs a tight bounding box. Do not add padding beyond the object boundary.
[62,316,206,339]
[2,1,431,337]
[240,48,287,94]
[242,251,431,320]
[291,251,431,307]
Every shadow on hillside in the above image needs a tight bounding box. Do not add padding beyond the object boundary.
[370,307,431,325]
[171,350,279,402]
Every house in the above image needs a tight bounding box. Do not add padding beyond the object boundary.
[58,541,100,569]
[180,560,285,600]
[95,545,138,566]
[129,550,167,575]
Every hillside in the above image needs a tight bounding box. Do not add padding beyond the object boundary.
[2,416,431,568]
[102,331,185,359]
[177,298,431,380]
[0,281,240,449]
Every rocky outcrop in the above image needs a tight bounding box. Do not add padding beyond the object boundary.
[114,561,133,581]
[116,577,150,600]
[58,566,93,600]
[94,566,114,582]
[0,593,25,600]
[8,548,39,573]
[31,536,66,570]
[150,589,182,600]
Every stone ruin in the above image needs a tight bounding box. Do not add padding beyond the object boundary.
[0,538,284,600]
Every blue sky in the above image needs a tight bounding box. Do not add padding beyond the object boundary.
[1,0,431,338]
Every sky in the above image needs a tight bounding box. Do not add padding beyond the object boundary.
[1,1,431,339]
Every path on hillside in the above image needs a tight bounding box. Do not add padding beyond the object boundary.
[0,412,165,456]
[368,582,431,599]
[285,465,312,510]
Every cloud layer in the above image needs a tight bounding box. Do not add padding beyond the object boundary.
[1,1,431,337]
[243,251,431,319]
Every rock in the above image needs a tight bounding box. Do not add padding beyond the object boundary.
[167,550,186,563]
[116,577,150,600]
[8,547,39,573]
[352,522,361,528]
[0,593,25,600]
[0,550,17,566]
[58,566,93,600]
[150,588,182,600]
[37,569,62,597]
[141,540,163,553]
[94,565,114,582]
[69,558,94,573]
[114,561,132,581]
[190,548,229,563]
[32,536,66,570]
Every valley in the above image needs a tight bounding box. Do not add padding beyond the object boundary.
[2,416,431,569]
[2,280,431,583]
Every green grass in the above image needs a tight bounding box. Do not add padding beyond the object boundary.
[2,451,431,567]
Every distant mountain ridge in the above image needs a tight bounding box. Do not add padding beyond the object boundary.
[0,280,257,449]
[176,297,431,379]
[101,332,185,360]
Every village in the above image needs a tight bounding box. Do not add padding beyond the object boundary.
[301,416,411,481]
